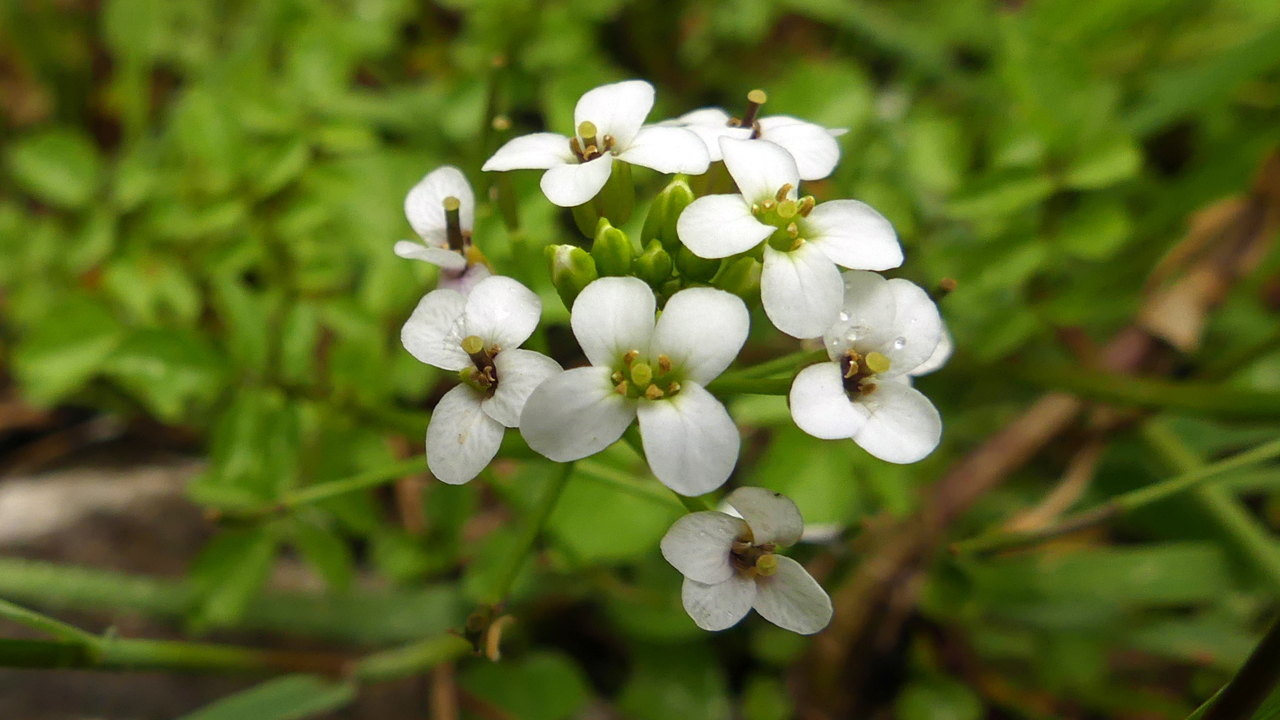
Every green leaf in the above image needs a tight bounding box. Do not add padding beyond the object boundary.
[103,328,227,422]
[12,295,124,404]
[202,388,301,500]
[748,425,863,526]
[547,461,682,563]
[1063,134,1141,190]
[292,520,354,592]
[459,652,592,720]
[191,526,279,628]
[896,676,983,720]
[178,675,355,720]
[618,645,731,720]
[945,171,1055,220]
[5,128,102,209]
[742,674,793,720]
[1056,196,1132,260]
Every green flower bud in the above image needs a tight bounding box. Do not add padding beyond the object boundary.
[591,218,636,277]
[635,239,673,287]
[571,201,600,239]
[642,176,695,252]
[712,255,762,302]
[675,245,721,283]
[594,159,635,226]
[546,244,598,309]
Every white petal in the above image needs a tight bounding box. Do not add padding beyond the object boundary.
[757,116,841,181]
[481,132,574,171]
[570,277,656,367]
[636,381,739,496]
[404,166,475,244]
[649,287,749,385]
[462,276,542,352]
[660,511,749,584]
[519,367,637,462]
[912,326,953,377]
[426,385,506,485]
[482,349,562,428]
[401,289,469,371]
[575,80,654,150]
[752,556,833,635]
[676,194,773,259]
[852,380,942,464]
[760,244,844,339]
[662,107,732,128]
[393,241,467,271]
[437,262,492,296]
[803,200,902,272]
[720,138,801,205]
[789,362,867,440]
[682,575,756,632]
[822,270,897,359]
[657,108,748,161]
[874,279,943,379]
[726,487,804,547]
[616,125,710,174]
[539,154,614,208]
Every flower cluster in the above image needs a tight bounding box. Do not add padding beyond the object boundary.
[395,80,950,635]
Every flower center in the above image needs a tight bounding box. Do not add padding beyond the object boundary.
[727,88,768,139]
[750,185,817,252]
[569,121,616,163]
[841,349,890,399]
[730,535,779,578]
[611,350,682,400]
[459,335,500,396]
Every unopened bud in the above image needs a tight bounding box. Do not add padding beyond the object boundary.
[675,246,721,283]
[712,255,762,301]
[642,176,695,252]
[635,240,673,287]
[594,160,634,225]
[546,244,598,309]
[591,219,636,277]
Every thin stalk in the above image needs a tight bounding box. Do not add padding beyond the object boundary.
[352,634,472,683]
[483,462,575,605]
[1017,366,1280,421]
[0,598,99,645]
[274,456,430,512]
[577,459,684,511]
[725,348,829,381]
[953,434,1280,555]
[705,375,792,397]
[1192,613,1280,720]
[1143,422,1280,595]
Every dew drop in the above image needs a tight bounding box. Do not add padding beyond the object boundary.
[893,336,907,349]
[838,312,850,322]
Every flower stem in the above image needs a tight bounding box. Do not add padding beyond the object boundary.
[1017,365,1280,420]
[952,433,1280,555]
[705,376,792,396]
[483,461,575,605]
[352,634,473,683]
[731,348,829,379]
[269,457,430,514]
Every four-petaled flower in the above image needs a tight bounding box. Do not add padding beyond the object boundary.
[395,166,493,295]
[661,487,833,634]
[401,276,561,484]
[789,271,945,464]
[481,80,710,208]
[519,277,748,496]
[656,90,847,180]
[677,138,903,339]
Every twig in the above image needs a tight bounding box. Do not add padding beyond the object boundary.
[431,662,459,720]
[1003,437,1107,533]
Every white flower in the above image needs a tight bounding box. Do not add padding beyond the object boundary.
[394,166,492,294]
[660,487,833,634]
[657,91,846,180]
[788,271,944,464]
[519,277,748,496]
[401,276,561,484]
[677,138,902,338]
[481,80,710,208]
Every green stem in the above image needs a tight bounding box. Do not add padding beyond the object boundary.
[352,634,472,683]
[705,375,792,397]
[261,457,429,514]
[1190,613,1280,720]
[1143,422,1280,595]
[0,598,99,645]
[953,434,1280,555]
[727,348,828,380]
[483,461,575,605]
[1017,366,1280,420]
[577,459,684,511]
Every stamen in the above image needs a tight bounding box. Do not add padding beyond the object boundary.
[615,380,629,395]
[797,196,816,217]
[569,136,585,161]
[775,184,793,203]
[444,196,465,252]
[786,222,799,238]
[667,381,680,395]
[644,384,664,400]
[622,349,639,367]
[750,203,761,215]
[656,354,672,375]
[611,371,624,384]
[462,335,498,387]
[602,134,615,152]
[761,199,775,211]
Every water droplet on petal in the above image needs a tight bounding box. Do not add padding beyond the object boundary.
[838,312,850,322]
[893,336,907,349]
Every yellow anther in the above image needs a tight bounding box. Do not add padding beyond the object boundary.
[755,554,779,577]
[615,381,629,395]
[657,354,672,375]
[786,222,799,238]
[797,196,816,217]
[622,349,639,366]
[667,381,681,395]
[775,184,793,203]
[750,203,761,215]
[461,335,485,355]
[865,351,891,375]
[644,384,664,400]
[611,371,624,384]
[630,362,653,386]
[761,199,775,211]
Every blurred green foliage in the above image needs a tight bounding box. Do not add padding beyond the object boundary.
[2,0,1280,717]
